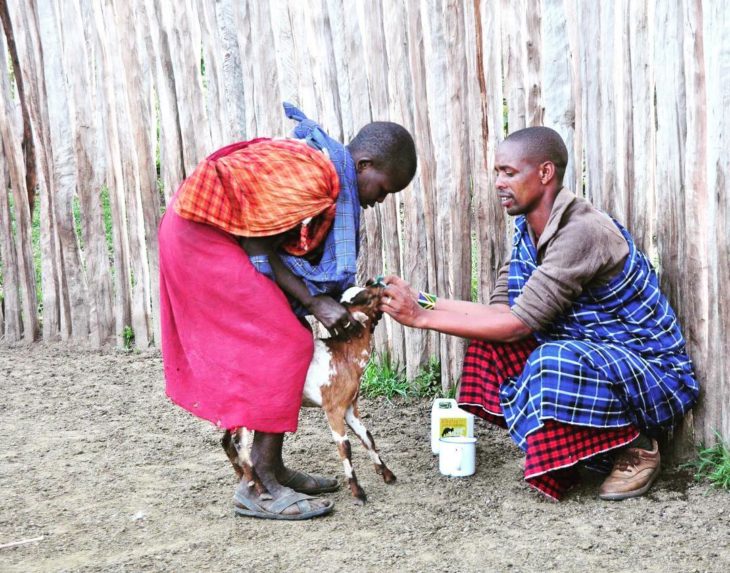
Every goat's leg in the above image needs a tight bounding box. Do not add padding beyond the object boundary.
[222,429,246,480]
[221,428,267,497]
[325,410,367,504]
[345,402,396,484]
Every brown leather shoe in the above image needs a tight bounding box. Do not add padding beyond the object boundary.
[598,439,660,501]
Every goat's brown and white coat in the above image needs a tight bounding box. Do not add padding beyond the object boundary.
[223,283,395,504]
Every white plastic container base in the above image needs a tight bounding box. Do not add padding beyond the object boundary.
[431,398,475,454]
[439,436,477,477]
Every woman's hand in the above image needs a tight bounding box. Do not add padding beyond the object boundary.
[308,295,363,339]
[380,280,425,328]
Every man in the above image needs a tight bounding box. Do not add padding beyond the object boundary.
[158,103,417,519]
[381,126,697,500]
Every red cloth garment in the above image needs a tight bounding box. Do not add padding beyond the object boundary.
[459,338,638,500]
[158,199,314,432]
[174,138,340,256]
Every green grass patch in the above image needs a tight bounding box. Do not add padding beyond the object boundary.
[360,351,409,400]
[683,433,730,491]
[122,325,135,350]
[412,356,442,398]
[100,185,115,264]
[361,352,456,401]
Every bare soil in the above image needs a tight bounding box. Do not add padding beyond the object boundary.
[1,344,728,573]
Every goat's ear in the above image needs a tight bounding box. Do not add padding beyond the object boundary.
[351,311,369,325]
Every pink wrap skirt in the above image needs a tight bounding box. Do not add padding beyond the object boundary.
[158,201,314,432]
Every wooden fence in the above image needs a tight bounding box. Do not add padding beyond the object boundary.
[0,0,727,447]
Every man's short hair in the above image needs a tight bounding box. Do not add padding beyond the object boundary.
[348,122,417,187]
[504,126,568,183]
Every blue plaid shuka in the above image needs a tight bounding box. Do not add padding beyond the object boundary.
[501,215,698,450]
[249,103,360,315]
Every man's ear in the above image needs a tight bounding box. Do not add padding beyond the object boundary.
[540,161,556,184]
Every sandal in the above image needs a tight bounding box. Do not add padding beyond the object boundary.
[280,469,340,495]
[233,487,334,521]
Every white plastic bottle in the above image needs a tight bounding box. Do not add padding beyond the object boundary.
[431,398,475,454]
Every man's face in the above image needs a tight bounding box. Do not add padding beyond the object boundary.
[494,140,545,216]
[356,164,404,209]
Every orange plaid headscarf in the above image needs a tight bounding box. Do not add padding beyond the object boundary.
[174,138,340,256]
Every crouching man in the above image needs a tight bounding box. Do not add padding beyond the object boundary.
[381,126,698,500]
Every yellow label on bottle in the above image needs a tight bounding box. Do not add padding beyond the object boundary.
[439,417,468,438]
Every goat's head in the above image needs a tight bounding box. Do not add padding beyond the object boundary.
[339,281,385,333]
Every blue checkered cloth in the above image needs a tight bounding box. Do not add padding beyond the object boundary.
[249,103,360,316]
[502,215,698,449]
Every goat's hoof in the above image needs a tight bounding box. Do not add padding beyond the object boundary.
[383,472,397,484]
[353,495,367,506]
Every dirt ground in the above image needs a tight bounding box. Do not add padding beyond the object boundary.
[1,344,728,573]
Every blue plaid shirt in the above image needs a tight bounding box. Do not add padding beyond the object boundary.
[502,215,698,449]
[249,104,360,316]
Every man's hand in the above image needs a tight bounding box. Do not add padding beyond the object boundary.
[380,281,425,328]
[308,295,363,339]
[382,275,418,301]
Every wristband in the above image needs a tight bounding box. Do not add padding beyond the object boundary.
[417,291,437,310]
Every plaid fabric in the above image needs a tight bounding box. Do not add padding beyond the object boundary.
[458,339,639,500]
[524,419,638,500]
[250,104,361,315]
[506,215,698,445]
[174,138,339,256]
[459,337,539,427]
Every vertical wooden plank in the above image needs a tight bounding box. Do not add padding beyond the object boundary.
[37,0,90,341]
[541,0,577,193]
[214,0,247,141]
[248,0,280,135]
[61,0,115,347]
[364,0,406,363]
[269,1,301,117]
[0,1,37,212]
[384,0,428,378]
[625,0,656,257]
[284,1,342,139]
[420,0,471,386]
[325,0,355,140]
[405,0,440,364]
[653,1,687,317]
[604,1,625,221]
[11,0,62,341]
[562,0,584,194]
[501,0,527,132]
[232,1,257,138]
[442,0,471,386]
[196,0,228,149]
[146,0,186,201]
[305,1,342,140]
[0,30,39,342]
[354,1,388,354]
[420,0,453,384]
[114,0,162,347]
[161,0,211,172]
[525,0,543,127]
[0,105,21,341]
[682,0,708,448]
[90,0,132,345]
[704,0,730,442]
[654,0,692,450]
[471,0,509,305]
[577,1,601,204]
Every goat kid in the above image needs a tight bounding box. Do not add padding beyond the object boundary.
[222,282,396,504]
